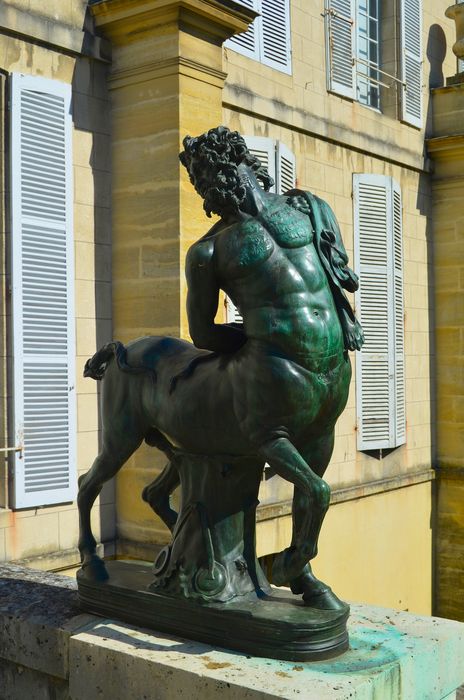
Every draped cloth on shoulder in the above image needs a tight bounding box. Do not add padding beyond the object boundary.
[285,189,364,352]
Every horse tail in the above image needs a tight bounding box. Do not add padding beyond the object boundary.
[83,341,155,381]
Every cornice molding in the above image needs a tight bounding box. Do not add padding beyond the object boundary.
[427,133,464,159]
[108,54,227,89]
[435,466,464,480]
[90,0,256,45]
[0,4,110,62]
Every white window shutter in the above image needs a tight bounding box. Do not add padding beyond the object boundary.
[225,298,243,324]
[354,175,391,450]
[244,135,276,193]
[276,141,296,194]
[354,174,403,451]
[325,0,356,99]
[224,0,260,61]
[400,0,422,127]
[10,73,76,508]
[392,181,406,446]
[260,0,292,74]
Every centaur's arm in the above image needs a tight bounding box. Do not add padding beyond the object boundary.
[186,239,246,353]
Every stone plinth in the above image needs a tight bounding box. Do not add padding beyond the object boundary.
[1,563,464,699]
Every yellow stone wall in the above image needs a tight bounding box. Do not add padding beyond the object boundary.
[0,7,114,568]
[428,81,464,620]
[258,481,433,615]
[7,0,88,26]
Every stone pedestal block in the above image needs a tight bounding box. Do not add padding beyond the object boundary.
[1,563,464,699]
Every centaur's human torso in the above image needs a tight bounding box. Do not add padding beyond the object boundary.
[214,193,344,368]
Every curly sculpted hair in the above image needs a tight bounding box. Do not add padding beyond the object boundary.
[179,126,274,218]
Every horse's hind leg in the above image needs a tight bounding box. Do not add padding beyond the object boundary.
[257,436,331,588]
[78,432,143,580]
[142,461,180,531]
[141,428,180,531]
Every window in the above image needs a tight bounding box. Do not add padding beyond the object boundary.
[10,73,76,508]
[224,0,292,75]
[353,174,405,451]
[356,0,380,109]
[325,0,423,127]
[225,137,296,324]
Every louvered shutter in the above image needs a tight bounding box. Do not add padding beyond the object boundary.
[260,0,292,74]
[392,182,406,446]
[11,74,76,508]
[400,0,422,128]
[276,141,296,194]
[225,299,243,324]
[244,135,276,193]
[224,0,260,61]
[325,0,356,99]
[354,174,405,451]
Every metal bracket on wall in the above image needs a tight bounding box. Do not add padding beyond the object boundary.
[0,445,23,458]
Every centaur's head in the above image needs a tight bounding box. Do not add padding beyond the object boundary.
[179,126,274,219]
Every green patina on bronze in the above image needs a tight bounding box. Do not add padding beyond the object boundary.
[76,126,364,660]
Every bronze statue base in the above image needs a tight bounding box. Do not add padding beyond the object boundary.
[77,560,349,661]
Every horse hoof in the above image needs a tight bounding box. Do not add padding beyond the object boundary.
[80,555,109,582]
[291,569,347,611]
[302,587,348,611]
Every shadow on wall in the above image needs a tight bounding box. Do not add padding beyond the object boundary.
[425,24,448,135]
[422,21,447,617]
[71,37,114,552]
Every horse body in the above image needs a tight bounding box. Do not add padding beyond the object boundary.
[98,333,350,458]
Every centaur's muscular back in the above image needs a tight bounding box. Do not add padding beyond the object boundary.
[186,165,344,369]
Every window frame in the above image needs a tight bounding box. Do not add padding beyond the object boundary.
[325,0,423,127]
[356,0,381,109]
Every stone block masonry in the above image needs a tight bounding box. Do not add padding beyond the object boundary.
[0,564,464,699]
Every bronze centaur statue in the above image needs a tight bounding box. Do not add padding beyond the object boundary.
[77,126,363,610]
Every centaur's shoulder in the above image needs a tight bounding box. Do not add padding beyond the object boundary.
[186,219,231,267]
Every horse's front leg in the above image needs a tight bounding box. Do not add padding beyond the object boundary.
[78,434,142,580]
[257,436,331,588]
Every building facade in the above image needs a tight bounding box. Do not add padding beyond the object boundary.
[0,1,114,571]
[0,0,461,618]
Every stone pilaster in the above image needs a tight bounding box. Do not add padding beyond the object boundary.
[428,81,464,620]
[89,0,255,558]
